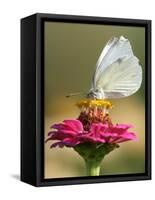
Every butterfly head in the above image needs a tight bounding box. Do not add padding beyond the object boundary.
[87,88,105,99]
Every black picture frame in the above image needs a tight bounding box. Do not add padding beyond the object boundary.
[21,13,151,187]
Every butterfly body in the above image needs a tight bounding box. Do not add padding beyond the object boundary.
[87,88,105,99]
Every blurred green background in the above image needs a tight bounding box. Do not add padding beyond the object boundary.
[44,21,145,178]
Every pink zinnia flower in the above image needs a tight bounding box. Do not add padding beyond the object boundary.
[46,119,136,148]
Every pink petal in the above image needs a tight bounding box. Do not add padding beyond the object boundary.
[116,124,134,130]
[63,120,84,132]
[62,138,80,146]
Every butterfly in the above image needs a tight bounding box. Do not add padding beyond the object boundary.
[67,36,142,100]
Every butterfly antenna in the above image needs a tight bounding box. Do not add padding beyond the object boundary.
[66,92,82,98]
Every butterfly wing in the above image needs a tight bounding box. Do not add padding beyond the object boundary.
[92,36,142,99]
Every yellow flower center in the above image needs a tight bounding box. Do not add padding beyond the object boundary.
[76,99,113,129]
[76,99,113,110]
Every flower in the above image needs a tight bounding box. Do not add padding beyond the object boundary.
[46,99,137,149]
[46,98,138,176]
[46,119,136,148]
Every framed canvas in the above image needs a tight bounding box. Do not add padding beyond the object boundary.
[21,13,151,187]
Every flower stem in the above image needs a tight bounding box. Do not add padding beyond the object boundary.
[74,143,119,176]
[85,160,101,176]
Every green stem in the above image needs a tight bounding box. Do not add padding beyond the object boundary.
[85,160,101,176]
[74,143,119,176]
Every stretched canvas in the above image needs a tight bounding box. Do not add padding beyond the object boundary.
[21,13,151,186]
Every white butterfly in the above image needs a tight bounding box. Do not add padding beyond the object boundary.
[87,36,142,99]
